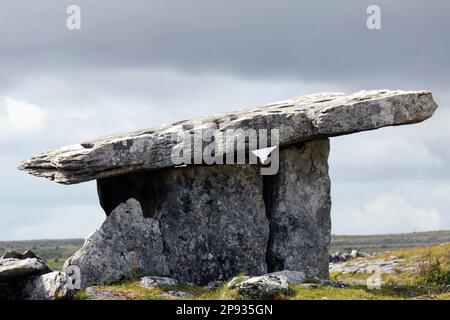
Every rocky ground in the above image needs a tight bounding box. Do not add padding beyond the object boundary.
[2,235,449,300]
[74,243,450,300]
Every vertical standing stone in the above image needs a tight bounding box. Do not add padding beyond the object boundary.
[154,165,269,284]
[63,199,169,288]
[89,164,269,286]
[265,139,331,279]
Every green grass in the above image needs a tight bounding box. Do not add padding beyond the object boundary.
[74,290,89,300]
[420,259,450,285]
[286,284,449,300]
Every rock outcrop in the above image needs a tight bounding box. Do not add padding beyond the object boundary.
[18,90,438,291]
[236,274,289,299]
[21,271,73,300]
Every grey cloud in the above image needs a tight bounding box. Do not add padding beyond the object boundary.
[0,0,449,90]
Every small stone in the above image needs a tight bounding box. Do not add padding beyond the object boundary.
[227,276,250,289]
[167,291,193,298]
[207,281,224,290]
[268,270,306,285]
[139,276,179,289]
[237,275,289,299]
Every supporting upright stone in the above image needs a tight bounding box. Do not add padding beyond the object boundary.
[265,139,331,279]
[152,165,268,284]
[67,164,269,286]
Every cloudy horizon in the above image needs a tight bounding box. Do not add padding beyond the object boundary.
[1,0,449,240]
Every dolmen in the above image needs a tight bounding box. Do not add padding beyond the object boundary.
[19,90,438,288]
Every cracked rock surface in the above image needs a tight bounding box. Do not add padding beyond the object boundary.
[18,90,437,184]
[65,164,270,286]
[265,139,331,279]
[64,142,331,286]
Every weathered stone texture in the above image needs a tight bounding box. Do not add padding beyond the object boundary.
[18,90,437,184]
[0,251,74,300]
[22,272,73,300]
[66,165,269,286]
[63,199,168,288]
[265,139,331,279]
[154,165,269,284]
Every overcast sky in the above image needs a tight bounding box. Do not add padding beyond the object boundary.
[1,0,449,240]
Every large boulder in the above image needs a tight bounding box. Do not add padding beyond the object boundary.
[66,164,269,286]
[22,272,73,300]
[139,276,179,289]
[265,139,331,279]
[150,165,268,284]
[63,199,169,288]
[268,270,306,285]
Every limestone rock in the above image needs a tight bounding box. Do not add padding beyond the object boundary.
[150,165,269,284]
[166,291,193,298]
[139,276,179,289]
[1,251,24,260]
[65,165,269,286]
[95,164,269,285]
[0,258,50,282]
[236,275,289,299]
[268,270,306,284]
[18,90,438,184]
[22,272,73,300]
[63,199,169,288]
[227,276,250,289]
[207,281,224,290]
[265,139,331,279]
